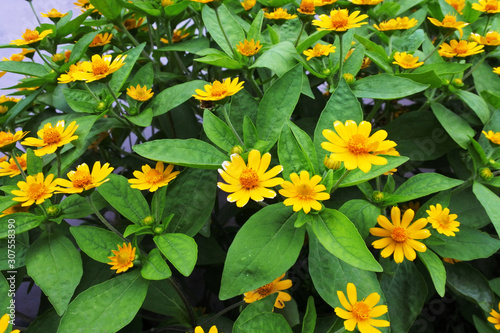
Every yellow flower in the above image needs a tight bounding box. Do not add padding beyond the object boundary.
[483,130,500,144]
[373,17,418,31]
[494,67,500,75]
[361,57,372,69]
[264,8,298,20]
[0,204,29,218]
[349,0,384,4]
[472,0,500,13]
[392,52,424,69]
[427,14,469,38]
[128,162,180,192]
[57,62,87,84]
[0,131,28,151]
[324,154,342,170]
[193,78,244,101]
[160,30,190,44]
[22,120,78,156]
[303,44,336,61]
[470,31,500,45]
[426,204,460,236]
[312,9,368,32]
[370,207,431,263]
[64,50,71,62]
[126,84,154,102]
[2,54,25,62]
[0,154,27,178]
[236,39,263,57]
[314,0,338,6]
[488,303,500,330]
[0,106,7,114]
[297,0,316,15]
[89,33,113,47]
[162,0,174,6]
[41,9,68,18]
[11,173,60,207]
[241,0,256,10]
[438,39,484,57]
[10,29,53,46]
[243,273,292,309]
[445,0,466,14]
[107,242,136,274]
[279,171,330,214]
[72,54,127,82]
[321,120,397,173]
[194,326,218,333]
[57,162,114,194]
[217,149,284,207]
[0,313,20,333]
[335,283,390,333]
[123,17,145,30]
[20,48,35,56]
[0,96,21,103]
[190,0,216,3]
[74,0,97,12]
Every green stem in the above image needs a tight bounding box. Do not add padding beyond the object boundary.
[295,21,307,47]
[221,105,245,146]
[87,196,128,242]
[198,300,246,327]
[330,169,351,194]
[376,176,382,192]
[10,151,27,180]
[35,47,60,74]
[388,35,393,55]
[83,82,100,101]
[365,99,383,122]
[419,33,450,66]
[56,150,62,179]
[245,69,263,98]
[105,82,126,115]
[28,0,42,26]
[462,52,488,81]
[118,22,155,63]
[168,278,196,327]
[484,15,491,35]
[337,33,344,86]
[214,6,235,56]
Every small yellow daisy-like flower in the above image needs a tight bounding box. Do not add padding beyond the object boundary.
[335,283,390,333]
[190,0,216,3]
[11,173,60,207]
[472,0,500,13]
[483,130,500,144]
[161,0,174,6]
[74,0,97,12]
[470,31,500,45]
[264,8,298,20]
[321,120,397,173]
[107,242,136,274]
[370,207,431,263]
[126,84,154,102]
[312,9,368,32]
[445,0,466,14]
[193,78,244,101]
[374,17,418,31]
[361,57,371,69]
[160,30,190,44]
[279,171,330,214]
[427,14,469,38]
[494,67,500,75]
[349,0,384,4]
[20,48,35,56]
[22,120,79,157]
[298,0,316,15]
[438,39,484,57]
[64,50,71,62]
[488,303,500,330]
[194,326,218,333]
[0,313,20,333]
[10,29,53,46]
[0,106,7,114]
[72,54,127,82]
[57,162,114,194]
[57,62,86,84]
[303,44,336,61]
[0,96,21,103]
[243,273,292,309]
[314,0,337,6]
[41,9,68,18]
[123,17,145,30]
[426,204,460,236]
[0,131,28,151]
[128,161,180,192]
[0,204,29,218]
[52,53,65,62]
[392,52,424,69]
[89,33,113,47]
[241,0,256,10]
[236,39,263,57]
[2,53,25,62]
[0,154,27,178]
[217,149,284,207]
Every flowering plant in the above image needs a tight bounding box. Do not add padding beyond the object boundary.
[1,0,500,332]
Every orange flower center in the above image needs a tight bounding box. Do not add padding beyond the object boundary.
[27,182,46,200]
[330,11,349,29]
[352,301,371,321]
[92,58,110,76]
[485,0,498,11]
[209,81,229,98]
[0,132,14,144]
[43,127,62,144]
[486,32,499,43]
[9,158,26,172]
[71,170,93,188]
[239,168,259,189]
[391,227,409,243]
[455,41,469,54]
[438,214,450,227]
[441,16,457,27]
[146,169,164,184]
[297,183,313,199]
[22,29,40,42]
[300,0,315,13]
[255,283,273,297]
[347,134,371,155]
[401,54,415,66]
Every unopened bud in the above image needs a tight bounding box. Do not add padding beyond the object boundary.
[47,205,61,217]
[154,226,164,234]
[324,154,341,170]
[452,78,464,88]
[142,216,155,226]
[343,73,355,84]
[371,191,384,203]
[230,145,243,155]
[479,167,494,181]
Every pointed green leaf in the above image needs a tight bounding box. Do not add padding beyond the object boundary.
[109,43,146,93]
[154,233,197,276]
[417,250,446,297]
[278,122,317,179]
[202,4,245,56]
[431,102,475,149]
[339,199,381,238]
[88,0,121,21]
[141,248,172,280]
[340,156,409,187]
[203,109,240,152]
[150,80,206,116]
[70,226,124,263]
[0,213,44,239]
[472,181,500,237]
[352,74,429,99]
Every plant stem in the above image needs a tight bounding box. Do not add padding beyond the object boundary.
[462,52,488,81]
[10,151,27,180]
[55,150,62,179]
[35,47,60,74]
[28,1,42,26]
[198,300,246,326]
[484,15,491,35]
[337,33,344,86]
[87,195,128,242]
[295,21,307,47]
[330,169,351,194]
[365,99,383,122]
[214,6,235,56]
[245,69,263,98]
[105,82,127,115]
[168,278,196,327]
[221,105,245,146]
[419,33,450,65]
[118,22,155,63]
[83,82,100,101]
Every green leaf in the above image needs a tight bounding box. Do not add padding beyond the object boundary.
[473,62,500,95]
[195,48,243,69]
[26,232,82,315]
[68,31,99,64]
[313,79,363,170]
[446,262,494,312]
[98,174,150,224]
[413,62,471,77]
[0,232,28,270]
[239,313,293,333]
[164,1,189,16]
[352,74,429,100]
[417,250,446,296]
[130,62,154,90]
[89,0,121,21]
[248,10,265,41]
[302,297,317,333]
[142,280,190,324]
[133,138,228,169]
[250,41,299,76]
[354,34,392,73]
[256,64,303,150]
[149,80,206,116]
[157,37,210,53]
[70,226,124,263]
[154,233,198,277]
[25,309,61,333]
[340,156,409,187]
[203,109,240,152]
[343,45,365,78]
[57,10,88,39]
[141,248,172,280]
[397,70,442,88]
[243,116,259,148]
[391,29,425,52]
[59,191,107,220]
[0,213,44,239]
[233,296,276,332]
[311,209,382,272]
[63,88,99,113]
[26,148,42,176]
[431,102,475,149]
[383,173,463,205]
[0,275,11,319]
[339,199,381,239]
[454,90,491,124]
[202,4,245,56]
[472,182,500,238]
[164,168,217,237]
[278,122,317,179]
[109,43,146,93]
[126,108,153,127]
[120,0,161,16]
[219,204,304,300]
[0,61,49,77]
[57,270,149,333]
[6,88,43,125]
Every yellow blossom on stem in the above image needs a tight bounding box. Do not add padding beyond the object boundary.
[445,0,466,14]
[279,171,330,214]
[488,303,500,329]
[312,9,368,32]
[107,242,136,274]
[0,154,27,178]
[41,9,68,18]
[370,207,431,263]
[22,120,78,156]
[236,39,263,56]
[57,162,114,194]
[426,204,460,236]
[0,204,29,218]
[0,313,20,333]
[392,52,424,69]
[264,8,298,20]
[438,39,484,57]
[240,0,256,10]
[72,54,127,82]
[0,131,28,151]
[126,84,154,102]
[494,67,500,75]
[349,0,384,4]
[194,326,218,333]
[11,173,60,207]
[160,30,190,44]
[470,31,500,45]
[427,14,469,38]
[123,17,145,30]
[162,0,174,6]
[335,283,390,333]
[482,130,500,144]
[2,54,25,62]
[128,162,180,192]
[10,29,53,46]
[297,0,316,15]
[373,17,418,31]
[57,62,86,84]
[303,44,336,61]
[243,273,292,309]
[217,149,284,207]
[89,33,113,47]
[472,0,500,13]
[193,78,244,101]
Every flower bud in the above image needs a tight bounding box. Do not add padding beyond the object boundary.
[479,167,494,181]
[95,101,107,112]
[230,145,244,155]
[452,78,464,88]
[371,191,384,203]
[142,215,155,226]
[343,73,355,84]
[47,205,61,217]
[324,154,341,170]
[154,226,164,235]
[322,68,331,76]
